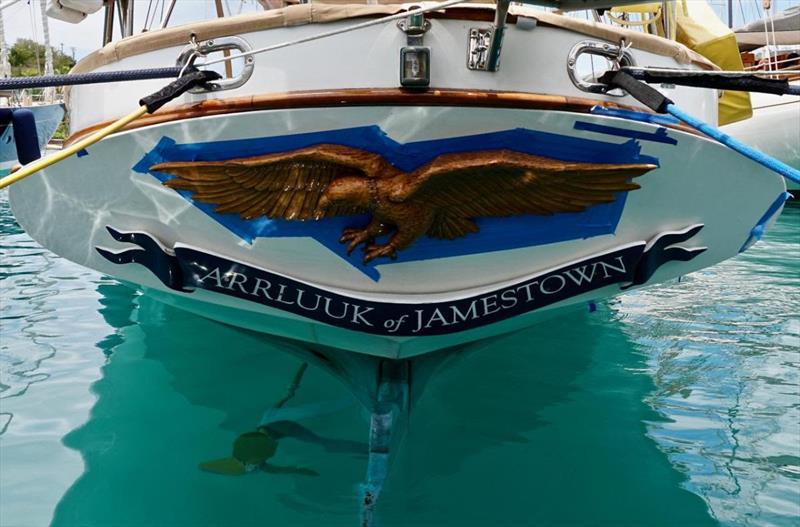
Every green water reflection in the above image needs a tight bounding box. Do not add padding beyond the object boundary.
[50,292,714,527]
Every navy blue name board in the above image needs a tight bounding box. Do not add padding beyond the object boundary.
[97,225,705,337]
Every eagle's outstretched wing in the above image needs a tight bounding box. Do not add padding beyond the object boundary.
[150,144,392,220]
[400,150,656,239]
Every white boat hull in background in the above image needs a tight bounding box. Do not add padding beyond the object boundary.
[0,103,65,176]
[722,90,800,192]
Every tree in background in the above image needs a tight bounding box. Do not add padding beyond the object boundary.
[5,39,75,140]
[9,38,75,76]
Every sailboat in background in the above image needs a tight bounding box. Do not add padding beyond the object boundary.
[722,4,799,191]
[598,0,797,192]
[0,0,65,176]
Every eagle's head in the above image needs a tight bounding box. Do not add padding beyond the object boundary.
[318,177,372,213]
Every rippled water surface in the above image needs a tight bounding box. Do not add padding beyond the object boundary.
[1,189,798,527]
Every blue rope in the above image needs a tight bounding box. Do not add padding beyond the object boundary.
[666,104,800,186]
[0,67,183,90]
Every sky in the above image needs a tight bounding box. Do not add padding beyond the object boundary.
[2,0,799,61]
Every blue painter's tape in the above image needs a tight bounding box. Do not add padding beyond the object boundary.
[739,191,791,253]
[590,105,681,127]
[574,121,677,145]
[134,126,656,173]
[134,127,658,280]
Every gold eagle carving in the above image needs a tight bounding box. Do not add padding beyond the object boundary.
[151,145,656,263]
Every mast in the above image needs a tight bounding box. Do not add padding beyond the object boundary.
[0,8,9,79]
[117,0,134,38]
[103,0,116,46]
[38,0,55,102]
[1,0,24,79]
[727,0,733,28]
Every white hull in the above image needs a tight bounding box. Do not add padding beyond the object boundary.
[10,105,787,357]
[722,90,800,191]
[7,6,789,357]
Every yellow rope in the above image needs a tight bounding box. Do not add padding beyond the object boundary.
[0,105,148,190]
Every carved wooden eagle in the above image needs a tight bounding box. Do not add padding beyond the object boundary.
[151,144,656,263]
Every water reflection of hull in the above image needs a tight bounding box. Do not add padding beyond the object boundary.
[51,283,716,527]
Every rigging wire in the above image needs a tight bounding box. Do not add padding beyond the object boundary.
[160,0,176,29]
[148,0,159,31]
[142,0,154,32]
[756,0,773,70]
[115,0,125,38]
[767,6,778,67]
[738,0,746,29]
[145,0,163,31]
[28,0,40,75]
[744,55,800,70]
[194,0,467,69]
[621,65,799,79]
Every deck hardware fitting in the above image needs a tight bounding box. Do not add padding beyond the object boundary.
[467,0,510,71]
[567,39,636,95]
[398,13,431,87]
[176,36,254,93]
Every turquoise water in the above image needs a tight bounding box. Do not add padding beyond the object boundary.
[1,189,798,527]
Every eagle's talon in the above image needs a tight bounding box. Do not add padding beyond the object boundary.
[339,228,374,255]
[363,244,397,264]
[347,239,369,255]
[340,227,364,239]
[338,229,358,243]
